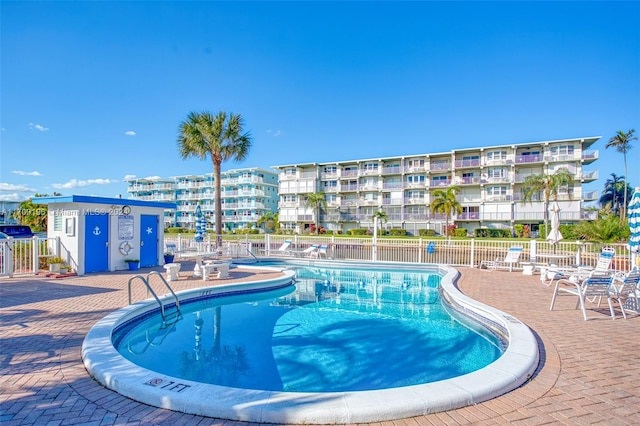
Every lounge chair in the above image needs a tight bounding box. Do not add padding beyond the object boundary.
[606,269,640,319]
[310,244,328,259]
[543,247,615,287]
[272,240,292,256]
[294,245,319,258]
[480,246,523,272]
[550,269,616,320]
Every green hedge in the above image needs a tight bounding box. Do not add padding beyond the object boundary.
[418,229,436,237]
[474,228,512,238]
[388,228,407,236]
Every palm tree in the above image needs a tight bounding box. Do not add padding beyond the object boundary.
[605,129,636,220]
[521,168,574,237]
[304,192,327,234]
[371,210,388,236]
[178,111,252,246]
[257,212,279,234]
[429,186,462,237]
[599,173,629,217]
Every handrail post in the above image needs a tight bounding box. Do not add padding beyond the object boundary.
[470,238,475,268]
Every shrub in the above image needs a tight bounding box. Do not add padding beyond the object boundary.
[349,228,369,236]
[474,228,512,238]
[419,229,436,237]
[454,228,468,237]
[165,227,188,234]
[514,224,525,238]
[388,228,407,236]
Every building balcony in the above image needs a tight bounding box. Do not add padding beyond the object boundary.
[430,179,452,187]
[457,212,480,220]
[581,150,599,163]
[543,154,580,163]
[583,190,598,201]
[340,170,359,178]
[429,163,451,171]
[404,198,426,205]
[382,198,403,205]
[454,159,481,168]
[485,194,513,202]
[515,154,543,164]
[580,170,599,181]
[382,182,404,190]
[457,176,481,185]
[340,184,359,192]
[382,166,402,175]
[581,211,598,220]
[404,182,427,189]
[481,212,513,221]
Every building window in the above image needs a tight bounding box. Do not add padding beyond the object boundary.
[486,150,507,161]
[408,159,425,168]
[284,168,297,176]
[323,166,337,174]
[407,175,425,184]
[487,167,507,178]
[487,186,507,196]
[550,145,574,156]
[362,163,379,172]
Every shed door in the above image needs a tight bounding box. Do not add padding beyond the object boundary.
[84,213,109,273]
[140,214,158,267]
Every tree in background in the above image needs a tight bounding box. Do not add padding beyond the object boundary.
[304,192,327,235]
[371,210,389,236]
[257,212,279,233]
[521,168,574,237]
[429,186,462,237]
[599,173,632,218]
[178,111,252,246]
[605,129,636,220]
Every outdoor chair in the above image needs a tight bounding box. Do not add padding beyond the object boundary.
[272,240,292,256]
[294,244,319,258]
[480,246,523,272]
[605,269,640,319]
[543,247,615,287]
[550,269,616,321]
[310,244,328,259]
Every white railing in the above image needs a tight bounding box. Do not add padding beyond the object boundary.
[3,234,634,278]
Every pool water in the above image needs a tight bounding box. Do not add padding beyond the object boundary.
[113,265,503,392]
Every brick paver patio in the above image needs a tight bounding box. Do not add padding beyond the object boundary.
[1,263,639,425]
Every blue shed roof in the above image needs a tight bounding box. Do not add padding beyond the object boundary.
[32,195,175,209]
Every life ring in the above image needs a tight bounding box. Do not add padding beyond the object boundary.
[119,241,133,256]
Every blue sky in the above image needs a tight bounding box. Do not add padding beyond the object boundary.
[1,1,639,203]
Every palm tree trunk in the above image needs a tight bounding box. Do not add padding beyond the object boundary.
[213,159,223,247]
[622,153,628,221]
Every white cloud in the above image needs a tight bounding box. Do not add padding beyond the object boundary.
[11,170,43,176]
[266,129,282,137]
[0,193,26,202]
[51,178,116,189]
[0,183,36,192]
[123,174,137,180]
[144,176,163,180]
[28,122,49,132]
[124,130,136,136]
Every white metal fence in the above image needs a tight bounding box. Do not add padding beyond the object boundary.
[1,234,635,278]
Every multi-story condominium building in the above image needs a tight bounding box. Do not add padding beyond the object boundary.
[126,168,279,232]
[273,137,600,235]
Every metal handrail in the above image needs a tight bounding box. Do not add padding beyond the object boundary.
[146,270,181,311]
[128,275,166,320]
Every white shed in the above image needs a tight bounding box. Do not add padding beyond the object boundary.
[34,195,175,275]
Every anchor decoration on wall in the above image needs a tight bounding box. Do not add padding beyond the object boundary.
[93,226,101,236]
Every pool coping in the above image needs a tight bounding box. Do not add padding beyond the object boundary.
[82,261,540,424]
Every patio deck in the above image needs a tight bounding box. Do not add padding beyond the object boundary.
[1,264,639,425]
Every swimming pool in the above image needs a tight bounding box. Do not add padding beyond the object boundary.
[112,266,502,392]
[83,260,539,423]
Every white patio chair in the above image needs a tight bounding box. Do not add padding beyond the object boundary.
[550,269,616,321]
[606,269,640,319]
[272,240,292,256]
[543,247,615,287]
[480,246,523,272]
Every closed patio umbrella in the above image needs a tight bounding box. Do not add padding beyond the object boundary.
[628,187,640,268]
[194,204,205,243]
[547,202,563,253]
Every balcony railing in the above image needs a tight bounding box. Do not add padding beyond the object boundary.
[430,179,451,187]
[429,163,451,171]
[454,159,481,168]
[457,212,480,220]
[515,154,543,164]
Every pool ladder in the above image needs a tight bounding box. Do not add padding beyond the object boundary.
[128,271,181,326]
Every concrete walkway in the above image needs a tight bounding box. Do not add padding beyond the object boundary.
[1,265,639,425]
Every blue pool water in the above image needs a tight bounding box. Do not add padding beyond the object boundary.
[113,265,503,392]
